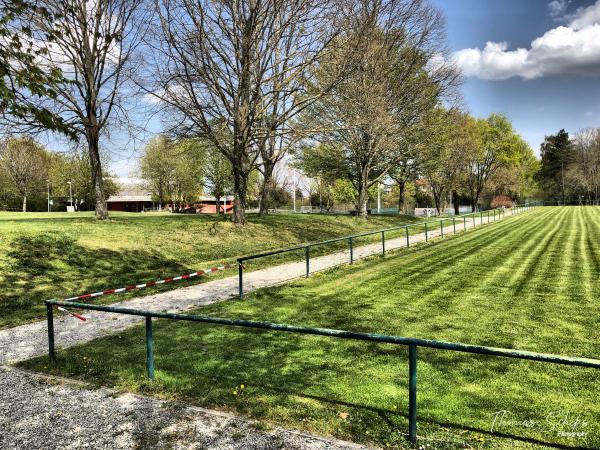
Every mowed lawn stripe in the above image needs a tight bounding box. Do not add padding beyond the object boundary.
[19,207,600,449]
[338,208,547,302]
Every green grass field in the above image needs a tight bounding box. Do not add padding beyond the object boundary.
[0,211,425,328]
[20,207,600,449]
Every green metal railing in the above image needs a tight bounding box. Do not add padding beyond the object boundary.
[45,299,600,444]
[237,204,537,299]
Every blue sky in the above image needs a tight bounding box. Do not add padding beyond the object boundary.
[101,0,600,176]
[433,0,600,154]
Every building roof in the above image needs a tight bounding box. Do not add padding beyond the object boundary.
[107,177,234,203]
[107,195,152,203]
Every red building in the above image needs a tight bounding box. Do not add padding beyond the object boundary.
[107,178,234,214]
[165,196,234,214]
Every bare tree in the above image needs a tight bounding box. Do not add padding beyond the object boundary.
[149,0,344,224]
[300,0,460,218]
[0,136,48,212]
[571,128,600,202]
[24,0,148,219]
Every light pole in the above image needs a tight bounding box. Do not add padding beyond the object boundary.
[47,180,50,212]
[292,169,296,212]
[67,181,73,207]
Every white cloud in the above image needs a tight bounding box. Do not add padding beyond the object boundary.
[454,0,600,80]
[548,0,570,19]
[568,1,600,29]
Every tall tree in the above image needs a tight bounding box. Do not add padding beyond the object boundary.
[569,128,600,202]
[464,114,521,212]
[537,129,573,203]
[170,139,206,210]
[419,108,470,214]
[0,136,48,212]
[150,0,344,224]
[300,0,459,218]
[140,135,175,210]
[24,0,147,219]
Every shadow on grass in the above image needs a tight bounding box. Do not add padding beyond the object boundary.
[1,233,192,328]
[20,319,597,450]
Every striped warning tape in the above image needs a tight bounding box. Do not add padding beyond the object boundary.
[57,306,87,321]
[61,263,236,303]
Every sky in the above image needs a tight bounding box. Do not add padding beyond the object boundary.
[94,0,600,176]
[432,0,600,154]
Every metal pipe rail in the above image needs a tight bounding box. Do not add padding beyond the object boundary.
[237,204,537,299]
[45,295,595,443]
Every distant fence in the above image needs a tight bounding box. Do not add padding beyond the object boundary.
[539,199,600,206]
[237,204,538,299]
[45,299,600,444]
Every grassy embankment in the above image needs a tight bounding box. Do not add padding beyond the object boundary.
[0,211,427,328]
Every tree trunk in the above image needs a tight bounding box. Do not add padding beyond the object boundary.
[470,192,477,212]
[22,194,27,213]
[453,190,459,215]
[355,160,370,218]
[397,180,406,215]
[232,165,248,225]
[215,195,221,214]
[87,132,108,220]
[432,190,443,215]
[258,162,274,215]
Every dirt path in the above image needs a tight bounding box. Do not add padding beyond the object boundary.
[0,209,518,365]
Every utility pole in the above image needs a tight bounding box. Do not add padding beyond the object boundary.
[67,181,73,208]
[292,169,296,212]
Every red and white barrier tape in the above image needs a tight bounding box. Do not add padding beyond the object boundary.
[57,306,87,321]
[61,263,235,303]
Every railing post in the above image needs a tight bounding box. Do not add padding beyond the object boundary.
[381,231,385,256]
[405,226,410,248]
[424,223,428,242]
[463,216,466,230]
[453,217,456,234]
[305,246,310,277]
[146,316,155,380]
[440,220,444,237]
[349,237,354,264]
[487,210,490,223]
[480,211,483,225]
[408,344,417,443]
[238,261,243,300]
[46,303,56,365]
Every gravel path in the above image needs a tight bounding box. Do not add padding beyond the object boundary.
[0,366,369,449]
[0,211,513,365]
